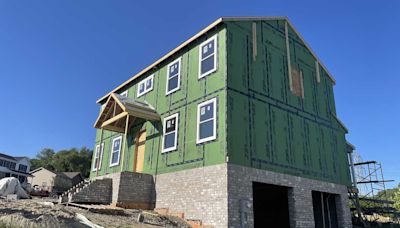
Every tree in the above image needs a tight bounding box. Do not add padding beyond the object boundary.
[394,187,400,211]
[36,148,55,161]
[30,148,56,171]
[30,147,93,177]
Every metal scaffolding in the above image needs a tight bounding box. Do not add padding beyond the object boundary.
[348,150,399,224]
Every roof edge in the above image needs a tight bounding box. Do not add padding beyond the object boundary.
[284,19,336,84]
[96,17,224,103]
[331,112,348,133]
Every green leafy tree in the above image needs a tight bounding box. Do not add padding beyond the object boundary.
[30,148,55,170]
[394,187,400,211]
[30,147,92,177]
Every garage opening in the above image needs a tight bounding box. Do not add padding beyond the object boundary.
[312,191,339,228]
[252,182,290,228]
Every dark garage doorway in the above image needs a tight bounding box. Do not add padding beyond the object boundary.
[312,191,339,228]
[252,182,290,228]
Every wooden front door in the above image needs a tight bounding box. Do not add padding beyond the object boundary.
[134,131,146,172]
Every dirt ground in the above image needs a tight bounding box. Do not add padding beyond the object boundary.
[0,198,191,228]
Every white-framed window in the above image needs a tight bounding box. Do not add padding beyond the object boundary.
[162,113,179,153]
[120,90,128,97]
[198,35,217,79]
[110,136,122,167]
[166,58,181,95]
[137,74,154,97]
[92,143,104,171]
[196,98,217,144]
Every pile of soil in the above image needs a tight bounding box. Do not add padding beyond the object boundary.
[0,198,191,228]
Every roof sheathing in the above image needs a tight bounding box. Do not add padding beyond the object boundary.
[97,16,336,103]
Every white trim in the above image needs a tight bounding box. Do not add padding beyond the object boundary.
[92,143,104,171]
[285,21,293,92]
[109,136,122,167]
[196,98,217,144]
[166,58,182,95]
[198,35,218,79]
[300,70,305,99]
[315,60,321,83]
[120,90,128,97]
[137,74,154,97]
[161,113,179,153]
[252,22,257,61]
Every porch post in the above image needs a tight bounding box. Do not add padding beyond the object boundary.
[120,115,129,172]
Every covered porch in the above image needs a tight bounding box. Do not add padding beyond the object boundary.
[93,93,160,175]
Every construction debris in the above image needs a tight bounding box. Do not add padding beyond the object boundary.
[0,177,29,199]
[0,198,192,227]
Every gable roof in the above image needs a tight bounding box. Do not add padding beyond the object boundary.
[94,93,160,132]
[30,167,53,175]
[30,167,81,180]
[0,153,17,161]
[14,157,25,161]
[0,153,30,164]
[62,172,82,179]
[97,16,336,104]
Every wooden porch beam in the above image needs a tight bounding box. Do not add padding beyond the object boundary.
[102,125,125,133]
[101,112,128,128]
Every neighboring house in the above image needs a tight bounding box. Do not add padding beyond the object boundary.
[0,152,31,184]
[62,172,84,187]
[28,167,83,193]
[85,17,353,227]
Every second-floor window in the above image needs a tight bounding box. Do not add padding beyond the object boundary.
[199,35,217,79]
[162,113,179,153]
[18,164,27,172]
[137,75,154,97]
[166,58,181,95]
[110,136,122,167]
[197,98,217,144]
[0,159,16,170]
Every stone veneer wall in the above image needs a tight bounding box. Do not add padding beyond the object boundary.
[71,179,112,204]
[227,164,352,228]
[95,171,155,209]
[154,164,229,227]
[90,164,351,228]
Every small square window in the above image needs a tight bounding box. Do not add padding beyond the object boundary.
[137,74,154,97]
[162,113,179,153]
[199,35,217,79]
[197,98,217,144]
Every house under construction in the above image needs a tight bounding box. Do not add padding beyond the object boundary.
[62,17,353,227]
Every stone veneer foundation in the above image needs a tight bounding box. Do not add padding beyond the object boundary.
[154,163,352,228]
[95,172,155,209]
[89,164,351,228]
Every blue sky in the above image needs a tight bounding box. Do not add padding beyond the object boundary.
[0,0,399,188]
